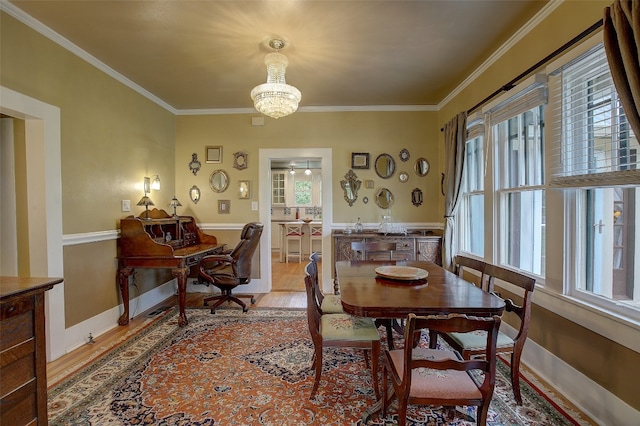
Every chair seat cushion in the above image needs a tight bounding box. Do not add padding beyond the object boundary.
[446,330,514,351]
[387,348,482,400]
[321,314,380,341]
[320,294,344,313]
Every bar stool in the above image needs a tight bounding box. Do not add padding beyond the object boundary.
[309,223,322,257]
[284,223,303,263]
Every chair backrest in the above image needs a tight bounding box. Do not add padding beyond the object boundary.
[351,241,397,260]
[306,252,323,304]
[230,222,263,280]
[403,313,501,399]
[310,223,323,236]
[285,222,303,237]
[303,262,322,340]
[454,255,488,290]
[483,264,536,346]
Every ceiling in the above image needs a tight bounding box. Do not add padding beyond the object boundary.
[6,1,549,112]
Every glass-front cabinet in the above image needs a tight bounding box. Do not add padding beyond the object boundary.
[272,171,286,205]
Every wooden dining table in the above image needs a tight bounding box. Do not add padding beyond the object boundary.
[336,260,505,319]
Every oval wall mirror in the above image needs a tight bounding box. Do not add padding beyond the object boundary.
[414,157,430,176]
[375,153,395,179]
[209,169,229,193]
[340,169,361,206]
[375,187,394,209]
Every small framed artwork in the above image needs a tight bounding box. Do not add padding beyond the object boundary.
[364,179,374,189]
[218,199,230,214]
[351,152,370,169]
[239,180,250,199]
[206,146,222,164]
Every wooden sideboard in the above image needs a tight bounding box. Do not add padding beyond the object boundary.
[332,230,442,292]
[1,276,63,426]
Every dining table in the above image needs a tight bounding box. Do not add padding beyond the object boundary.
[334,260,505,422]
[336,260,505,319]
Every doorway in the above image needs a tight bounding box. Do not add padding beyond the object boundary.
[259,148,332,295]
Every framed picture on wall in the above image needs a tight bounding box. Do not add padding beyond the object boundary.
[206,146,222,163]
[351,152,370,169]
[218,199,230,214]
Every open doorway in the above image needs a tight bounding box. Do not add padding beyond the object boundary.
[258,148,332,295]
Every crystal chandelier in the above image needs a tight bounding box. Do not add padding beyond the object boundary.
[250,39,301,119]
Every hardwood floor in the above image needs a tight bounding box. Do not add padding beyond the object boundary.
[47,253,309,386]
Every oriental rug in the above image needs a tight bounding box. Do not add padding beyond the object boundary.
[48,308,591,425]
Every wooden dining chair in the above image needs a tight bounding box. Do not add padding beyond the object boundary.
[308,252,343,313]
[383,313,501,426]
[303,260,381,400]
[433,264,536,405]
[454,255,488,290]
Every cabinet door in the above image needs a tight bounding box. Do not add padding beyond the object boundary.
[272,172,286,205]
[416,238,442,266]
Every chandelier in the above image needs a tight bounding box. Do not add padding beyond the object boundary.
[250,39,301,119]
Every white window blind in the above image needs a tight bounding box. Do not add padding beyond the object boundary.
[548,44,640,188]
[483,74,547,125]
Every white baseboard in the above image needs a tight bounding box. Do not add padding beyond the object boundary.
[502,323,640,425]
[63,279,177,354]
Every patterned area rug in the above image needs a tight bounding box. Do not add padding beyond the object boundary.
[48,308,590,425]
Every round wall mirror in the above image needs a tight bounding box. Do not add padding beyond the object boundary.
[375,188,394,209]
[399,171,409,183]
[375,153,396,179]
[209,169,229,193]
[414,157,430,176]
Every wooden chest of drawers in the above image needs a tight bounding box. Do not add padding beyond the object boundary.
[1,277,63,426]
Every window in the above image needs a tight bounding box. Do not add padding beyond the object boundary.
[549,43,639,316]
[293,174,313,206]
[458,127,485,256]
[494,106,546,276]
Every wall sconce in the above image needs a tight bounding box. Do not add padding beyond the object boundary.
[151,175,161,191]
[168,196,182,217]
[143,175,161,194]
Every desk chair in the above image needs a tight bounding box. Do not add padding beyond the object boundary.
[383,313,501,426]
[433,264,535,405]
[198,222,263,313]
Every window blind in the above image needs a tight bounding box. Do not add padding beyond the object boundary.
[483,74,547,125]
[548,44,640,188]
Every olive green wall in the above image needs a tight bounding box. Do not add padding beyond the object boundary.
[2,0,638,415]
[1,12,176,327]
[175,111,442,226]
[439,0,639,412]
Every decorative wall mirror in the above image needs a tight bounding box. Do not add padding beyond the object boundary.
[398,171,409,183]
[189,185,201,204]
[399,148,410,162]
[340,169,361,206]
[412,187,423,206]
[414,157,430,176]
[238,180,250,199]
[375,153,396,178]
[209,169,229,193]
[233,151,248,170]
[375,187,394,209]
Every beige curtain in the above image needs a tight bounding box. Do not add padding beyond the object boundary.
[442,112,467,271]
[604,0,640,136]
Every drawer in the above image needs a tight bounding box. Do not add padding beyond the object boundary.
[1,296,34,320]
[0,311,34,351]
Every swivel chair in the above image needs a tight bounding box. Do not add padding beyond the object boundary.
[198,222,263,313]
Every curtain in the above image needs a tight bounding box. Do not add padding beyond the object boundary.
[604,0,640,137]
[442,112,467,271]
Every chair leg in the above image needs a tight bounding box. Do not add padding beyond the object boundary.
[371,341,380,400]
[310,346,323,399]
[382,365,390,417]
[511,351,523,405]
